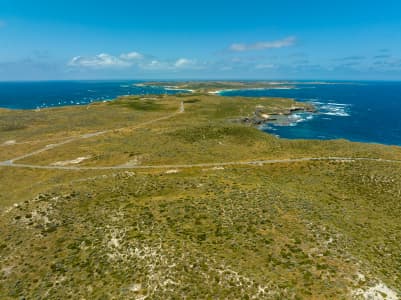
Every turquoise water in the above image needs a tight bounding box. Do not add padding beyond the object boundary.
[220,82,401,146]
[0,80,186,109]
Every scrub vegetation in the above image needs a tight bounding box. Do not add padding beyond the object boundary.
[0,90,401,299]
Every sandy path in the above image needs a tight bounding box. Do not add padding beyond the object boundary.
[0,157,400,171]
[1,102,185,165]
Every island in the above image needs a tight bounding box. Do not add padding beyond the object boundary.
[0,88,400,299]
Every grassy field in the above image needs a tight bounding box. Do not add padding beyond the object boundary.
[1,92,401,299]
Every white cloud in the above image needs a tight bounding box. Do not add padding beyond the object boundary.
[69,53,130,68]
[229,36,296,52]
[68,51,144,68]
[140,58,198,71]
[120,51,143,60]
[174,58,194,68]
[68,52,202,71]
[141,60,169,70]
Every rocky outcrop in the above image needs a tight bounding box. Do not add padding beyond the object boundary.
[241,105,315,126]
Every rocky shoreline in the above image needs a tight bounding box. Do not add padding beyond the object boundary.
[240,105,316,126]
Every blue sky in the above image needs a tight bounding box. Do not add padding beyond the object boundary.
[1,0,401,80]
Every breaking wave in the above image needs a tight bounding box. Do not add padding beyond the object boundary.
[310,100,351,117]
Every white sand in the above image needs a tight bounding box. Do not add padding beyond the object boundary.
[353,280,399,300]
[202,166,225,172]
[52,156,91,166]
[2,140,16,145]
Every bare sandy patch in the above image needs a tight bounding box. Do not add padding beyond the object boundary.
[165,169,179,174]
[202,166,225,172]
[119,156,142,167]
[2,140,16,146]
[352,280,399,300]
[1,266,14,277]
[51,156,91,166]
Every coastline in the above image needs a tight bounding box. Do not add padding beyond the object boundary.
[211,82,401,147]
[0,82,194,110]
[134,83,195,93]
[0,98,114,111]
[1,81,401,147]
[164,87,195,93]
[208,86,296,95]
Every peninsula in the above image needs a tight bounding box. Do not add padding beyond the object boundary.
[0,88,400,299]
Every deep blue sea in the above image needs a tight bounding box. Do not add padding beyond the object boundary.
[0,80,186,110]
[220,82,401,146]
[1,80,400,146]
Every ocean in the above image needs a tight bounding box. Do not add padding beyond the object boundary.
[220,81,401,146]
[0,80,186,110]
[1,80,400,146]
